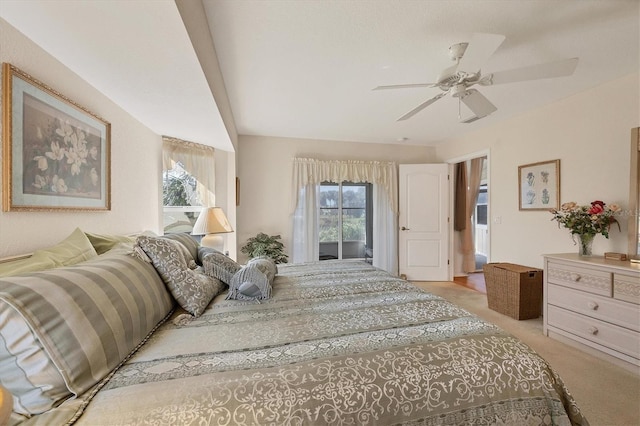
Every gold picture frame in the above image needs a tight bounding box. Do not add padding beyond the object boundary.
[2,63,111,211]
[518,159,560,211]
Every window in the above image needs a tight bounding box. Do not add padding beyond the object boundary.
[319,181,372,261]
[163,162,203,234]
[162,137,215,234]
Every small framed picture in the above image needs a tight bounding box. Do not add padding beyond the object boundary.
[518,159,560,211]
[2,63,110,211]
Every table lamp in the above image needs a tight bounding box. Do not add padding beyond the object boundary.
[191,207,233,251]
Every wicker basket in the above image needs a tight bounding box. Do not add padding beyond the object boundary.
[482,263,543,320]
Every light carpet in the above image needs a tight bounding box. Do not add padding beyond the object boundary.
[412,281,640,426]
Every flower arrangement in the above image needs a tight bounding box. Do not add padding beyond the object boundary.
[550,200,621,238]
[24,117,102,198]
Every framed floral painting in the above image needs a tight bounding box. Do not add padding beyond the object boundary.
[518,159,560,211]
[2,63,110,211]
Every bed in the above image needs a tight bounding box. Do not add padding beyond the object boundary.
[2,236,587,425]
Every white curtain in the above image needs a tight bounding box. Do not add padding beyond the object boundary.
[291,158,398,274]
[162,136,216,206]
[373,184,398,275]
[292,184,319,263]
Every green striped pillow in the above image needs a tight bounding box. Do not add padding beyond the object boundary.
[0,252,174,415]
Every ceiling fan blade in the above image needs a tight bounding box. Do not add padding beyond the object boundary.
[397,92,447,121]
[457,33,505,74]
[460,88,497,118]
[373,83,437,90]
[485,57,579,85]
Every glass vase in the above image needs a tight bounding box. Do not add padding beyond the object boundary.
[576,233,595,256]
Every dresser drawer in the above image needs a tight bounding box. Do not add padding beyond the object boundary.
[548,283,640,332]
[547,260,611,296]
[547,305,640,359]
[614,273,640,305]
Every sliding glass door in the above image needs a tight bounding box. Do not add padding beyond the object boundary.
[319,182,372,261]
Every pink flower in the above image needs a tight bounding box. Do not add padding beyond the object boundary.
[588,204,604,215]
[591,200,605,207]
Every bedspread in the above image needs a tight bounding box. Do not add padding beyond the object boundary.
[35,260,587,425]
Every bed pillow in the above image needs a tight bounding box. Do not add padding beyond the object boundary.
[0,252,174,416]
[0,254,55,278]
[33,228,98,267]
[84,231,136,255]
[0,228,97,277]
[197,246,223,263]
[247,256,277,282]
[226,264,272,301]
[0,304,70,416]
[162,233,199,265]
[136,236,224,316]
[202,251,242,285]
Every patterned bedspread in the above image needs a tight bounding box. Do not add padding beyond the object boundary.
[51,260,586,425]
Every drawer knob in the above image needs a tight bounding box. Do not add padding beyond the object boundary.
[588,326,598,335]
[587,301,599,310]
[570,273,581,282]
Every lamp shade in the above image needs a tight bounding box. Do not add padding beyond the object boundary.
[191,207,233,235]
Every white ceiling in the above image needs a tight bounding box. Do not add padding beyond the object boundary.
[1,1,638,150]
[203,0,639,146]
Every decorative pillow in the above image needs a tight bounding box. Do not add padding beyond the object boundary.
[163,238,197,270]
[84,231,136,255]
[136,236,224,316]
[226,264,272,301]
[0,252,173,415]
[202,252,242,285]
[197,246,224,263]
[0,304,69,416]
[0,228,97,277]
[162,233,199,265]
[247,256,277,282]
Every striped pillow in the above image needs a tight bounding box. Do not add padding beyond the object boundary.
[0,252,174,414]
[0,304,69,416]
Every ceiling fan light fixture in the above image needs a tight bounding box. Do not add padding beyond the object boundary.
[448,42,468,61]
[451,84,467,98]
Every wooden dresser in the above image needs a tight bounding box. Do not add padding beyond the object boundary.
[543,254,640,373]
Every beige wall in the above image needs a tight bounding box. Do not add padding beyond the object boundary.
[436,72,640,269]
[0,18,163,257]
[236,135,434,262]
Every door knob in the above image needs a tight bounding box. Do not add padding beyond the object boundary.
[401,226,410,231]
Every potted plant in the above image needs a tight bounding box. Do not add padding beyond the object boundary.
[241,232,289,264]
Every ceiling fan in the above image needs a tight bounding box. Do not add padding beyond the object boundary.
[374,33,579,123]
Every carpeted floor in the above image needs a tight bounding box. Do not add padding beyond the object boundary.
[412,280,640,426]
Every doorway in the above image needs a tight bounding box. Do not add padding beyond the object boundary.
[474,163,488,271]
[447,151,490,277]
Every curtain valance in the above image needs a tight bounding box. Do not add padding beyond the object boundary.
[163,136,216,206]
[292,158,398,214]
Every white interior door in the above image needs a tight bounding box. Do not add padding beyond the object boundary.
[399,164,450,281]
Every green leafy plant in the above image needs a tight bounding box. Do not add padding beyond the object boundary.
[241,232,289,264]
